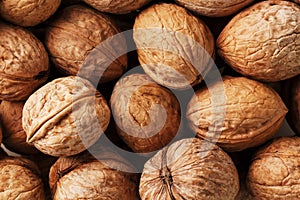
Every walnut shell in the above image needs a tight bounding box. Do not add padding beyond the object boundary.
[0,156,45,199]
[247,136,300,199]
[45,5,127,84]
[22,76,111,157]
[0,0,61,27]
[110,74,181,153]
[0,22,49,101]
[133,3,215,89]
[83,0,152,14]
[186,76,288,151]
[217,1,300,82]
[139,138,239,200]
[174,0,254,17]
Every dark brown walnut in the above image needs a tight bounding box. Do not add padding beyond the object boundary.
[83,0,152,14]
[22,76,111,157]
[110,74,181,153]
[0,156,45,199]
[217,1,300,82]
[0,101,39,154]
[292,0,300,4]
[0,0,61,27]
[174,0,253,17]
[45,5,127,84]
[186,76,288,151]
[0,22,49,101]
[247,136,300,199]
[139,138,239,200]
[133,3,215,89]
[0,123,2,145]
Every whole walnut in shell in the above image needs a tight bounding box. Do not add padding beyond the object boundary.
[0,22,49,101]
[22,76,111,157]
[0,0,61,27]
[45,5,128,84]
[110,74,181,153]
[174,0,254,17]
[186,76,288,151]
[217,1,300,82]
[247,136,300,199]
[0,156,45,199]
[133,3,215,89]
[139,138,239,200]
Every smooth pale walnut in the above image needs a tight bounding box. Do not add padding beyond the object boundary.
[217,1,300,82]
[0,0,61,27]
[0,156,45,199]
[174,0,253,17]
[45,5,127,84]
[22,76,111,157]
[139,138,239,200]
[110,74,180,153]
[247,136,300,199]
[83,0,152,14]
[186,76,288,151]
[0,22,49,101]
[133,3,215,89]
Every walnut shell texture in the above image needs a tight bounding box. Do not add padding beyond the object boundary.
[174,0,254,17]
[133,3,215,89]
[45,5,128,84]
[0,0,61,27]
[247,136,300,199]
[22,76,111,157]
[110,74,181,153]
[0,22,49,101]
[139,138,239,200]
[186,76,288,151]
[217,1,300,82]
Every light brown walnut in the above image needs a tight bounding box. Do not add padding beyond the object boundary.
[217,1,300,82]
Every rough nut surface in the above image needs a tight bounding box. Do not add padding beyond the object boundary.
[110,74,181,153]
[139,138,239,200]
[133,3,215,89]
[247,136,300,199]
[0,0,61,27]
[0,22,49,101]
[174,0,253,17]
[186,76,288,151]
[0,156,45,199]
[45,5,127,84]
[22,76,111,157]
[217,0,300,82]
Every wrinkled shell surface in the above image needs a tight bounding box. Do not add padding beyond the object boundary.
[0,156,45,199]
[0,0,61,27]
[217,1,300,82]
[247,137,300,199]
[111,74,180,153]
[139,138,239,200]
[186,76,288,151]
[83,0,152,14]
[45,5,127,84]
[0,22,49,101]
[133,3,215,89]
[174,0,253,17]
[22,76,111,157]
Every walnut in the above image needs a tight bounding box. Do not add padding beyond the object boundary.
[133,3,215,89]
[247,136,300,199]
[110,74,181,153]
[217,1,300,82]
[45,5,128,84]
[22,76,111,157]
[139,138,239,200]
[174,0,254,17]
[0,22,49,101]
[186,76,288,151]
[0,156,45,199]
